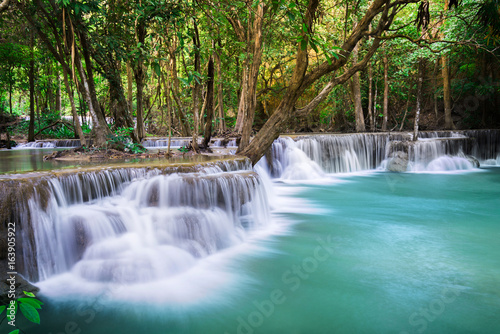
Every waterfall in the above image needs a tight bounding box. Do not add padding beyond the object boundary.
[3,130,499,290]
[142,138,192,148]
[29,170,269,283]
[259,130,500,179]
[0,158,258,282]
[260,133,390,178]
[15,139,83,149]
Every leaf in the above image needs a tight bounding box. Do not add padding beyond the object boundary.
[152,62,161,77]
[179,77,189,87]
[300,39,308,50]
[310,40,319,53]
[302,23,308,33]
[23,291,36,297]
[8,330,19,334]
[19,302,40,324]
[18,298,44,309]
[325,53,332,65]
[0,305,5,315]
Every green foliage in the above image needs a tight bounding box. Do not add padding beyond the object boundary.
[107,127,147,153]
[178,146,190,153]
[1,291,43,331]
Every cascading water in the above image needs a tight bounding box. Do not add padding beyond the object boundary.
[4,158,266,291]
[259,130,500,179]
[14,139,82,149]
[29,170,269,285]
[142,138,192,148]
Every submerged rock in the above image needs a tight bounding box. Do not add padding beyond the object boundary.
[465,155,480,168]
[386,151,409,172]
[0,262,39,305]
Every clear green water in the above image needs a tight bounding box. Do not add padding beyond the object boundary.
[0,148,222,174]
[15,169,500,334]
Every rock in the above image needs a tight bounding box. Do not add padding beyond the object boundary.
[465,155,480,168]
[0,261,39,305]
[386,151,409,172]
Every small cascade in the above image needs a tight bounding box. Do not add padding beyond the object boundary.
[392,137,475,172]
[15,139,82,149]
[212,138,237,148]
[261,133,390,179]
[464,129,500,162]
[15,141,56,148]
[142,138,192,148]
[260,130,499,178]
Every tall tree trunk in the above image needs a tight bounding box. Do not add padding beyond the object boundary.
[74,49,108,146]
[413,59,424,141]
[234,66,248,133]
[46,65,54,112]
[367,60,374,131]
[55,72,62,115]
[108,68,139,143]
[168,44,190,136]
[28,32,35,142]
[442,54,454,129]
[191,19,201,152]
[134,20,147,141]
[134,65,145,140]
[239,1,265,150]
[127,61,133,111]
[62,61,86,146]
[163,73,173,154]
[433,58,439,119]
[352,30,365,132]
[382,53,389,131]
[79,31,106,122]
[8,81,12,114]
[203,50,215,147]
[215,39,225,132]
[440,0,454,130]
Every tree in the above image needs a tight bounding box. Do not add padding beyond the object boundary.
[0,42,28,114]
[238,0,420,164]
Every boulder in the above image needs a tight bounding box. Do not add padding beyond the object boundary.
[386,151,409,172]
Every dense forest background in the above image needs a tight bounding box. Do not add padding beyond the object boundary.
[1,0,499,161]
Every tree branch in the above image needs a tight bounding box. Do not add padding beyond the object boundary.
[295,37,382,117]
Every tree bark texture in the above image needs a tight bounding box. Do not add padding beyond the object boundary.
[203,52,215,147]
[442,54,454,129]
[413,59,424,141]
[351,28,365,132]
[215,40,225,132]
[382,53,389,131]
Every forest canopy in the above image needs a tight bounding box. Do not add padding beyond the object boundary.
[1,0,499,163]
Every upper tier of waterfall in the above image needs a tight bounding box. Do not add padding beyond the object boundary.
[256,130,500,179]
